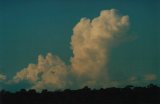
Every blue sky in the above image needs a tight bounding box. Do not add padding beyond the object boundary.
[0,0,160,91]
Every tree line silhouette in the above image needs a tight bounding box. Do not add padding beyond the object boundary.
[0,84,160,104]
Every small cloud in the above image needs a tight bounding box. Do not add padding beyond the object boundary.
[129,76,137,82]
[144,74,157,81]
[0,73,6,81]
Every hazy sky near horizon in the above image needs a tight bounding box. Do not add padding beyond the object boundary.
[0,0,160,91]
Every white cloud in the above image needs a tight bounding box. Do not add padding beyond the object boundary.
[0,73,6,81]
[13,53,69,91]
[144,74,157,81]
[12,9,130,90]
[70,9,129,87]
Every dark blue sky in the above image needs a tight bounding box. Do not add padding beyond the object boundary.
[0,0,160,90]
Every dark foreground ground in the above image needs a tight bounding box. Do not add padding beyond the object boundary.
[0,84,160,104]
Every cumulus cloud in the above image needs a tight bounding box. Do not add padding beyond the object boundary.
[13,53,69,90]
[124,74,158,86]
[71,9,129,87]
[144,74,157,81]
[12,9,129,90]
[0,73,6,81]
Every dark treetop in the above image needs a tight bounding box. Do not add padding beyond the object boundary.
[0,84,160,104]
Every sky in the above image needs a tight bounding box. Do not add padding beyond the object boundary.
[0,0,160,91]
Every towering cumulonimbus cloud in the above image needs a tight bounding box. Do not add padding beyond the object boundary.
[70,9,129,87]
[12,9,129,90]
